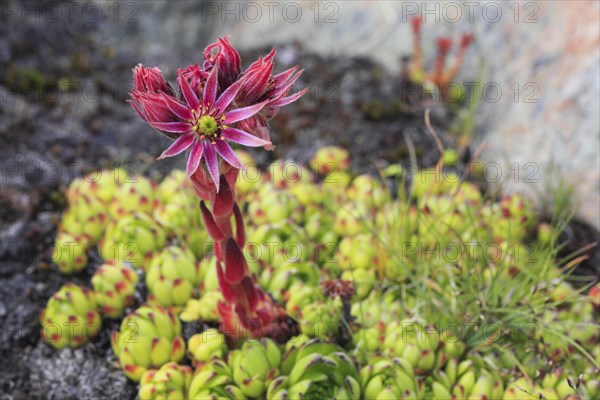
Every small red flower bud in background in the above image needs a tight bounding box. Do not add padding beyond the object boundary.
[407,18,474,98]
[410,16,422,37]
[460,33,474,49]
[431,36,453,85]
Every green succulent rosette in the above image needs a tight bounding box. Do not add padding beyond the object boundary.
[310,146,350,175]
[228,339,282,398]
[180,290,223,322]
[59,193,107,243]
[111,304,185,381]
[382,320,441,375]
[333,202,370,237]
[187,328,228,364]
[100,212,166,270]
[298,298,342,341]
[51,232,90,274]
[66,168,128,205]
[146,246,201,308]
[347,174,390,209]
[259,261,320,302]
[268,338,361,400]
[91,260,139,318]
[108,175,157,219]
[248,183,301,225]
[138,362,192,400]
[360,357,425,400]
[246,222,309,268]
[431,358,504,400]
[188,358,247,400]
[40,283,101,349]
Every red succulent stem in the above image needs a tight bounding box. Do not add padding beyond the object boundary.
[431,37,453,86]
[410,16,424,76]
[441,33,474,88]
[191,165,297,343]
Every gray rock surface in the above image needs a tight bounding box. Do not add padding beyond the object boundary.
[27,340,135,400]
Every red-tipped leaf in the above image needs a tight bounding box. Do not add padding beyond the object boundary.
[213,175,234,218]
[233,203,246,247]
[223,238,249,284]
[199,201,226,241]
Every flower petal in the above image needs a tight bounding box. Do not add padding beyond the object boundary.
[161,94,192,120]
[186,140,204,176]
[203,142,220,190]
[269,87,309,107]
[133,65,173,94]
[213,78,245,114]
[215,140,244,170]
[223,100,268,124]
[221,127,271,147]
[158,133,195,160]
[203,65,219,108]
[269,70,304,100]
[272,66,298,86]
[148,121,192,133]
[127,100,149,121]
[177,70,200,111]
[239,58,273,102]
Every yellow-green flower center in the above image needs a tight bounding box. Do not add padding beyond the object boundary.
[194,115,219,137]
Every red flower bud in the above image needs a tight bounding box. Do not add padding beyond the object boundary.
[237,49,275,105]
[436,37,453,54]
[460,33,474,48]
[411,16,422,36]
[203,36,242,88]
[132,65,174,95]
[236,115,274,151]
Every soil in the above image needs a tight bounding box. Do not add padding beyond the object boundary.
[1,9,598,400]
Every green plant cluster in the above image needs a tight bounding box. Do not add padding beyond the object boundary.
[40,147,599,399]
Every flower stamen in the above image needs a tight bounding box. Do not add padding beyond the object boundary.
[195,115,219,139]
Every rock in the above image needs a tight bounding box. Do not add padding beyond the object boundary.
[27,342,136,400]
